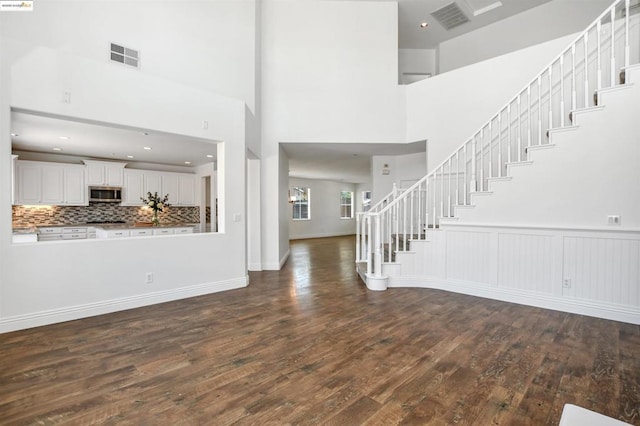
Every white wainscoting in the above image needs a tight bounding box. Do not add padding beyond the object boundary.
[563,235,640,307]
[388,225,640,324]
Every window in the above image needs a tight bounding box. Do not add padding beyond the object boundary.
[340,191,353,219]
[362,191,372,212]
[291,187,310,220]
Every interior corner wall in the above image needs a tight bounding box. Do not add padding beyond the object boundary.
[278,146,290,266]
[288,178,357,240]
[407,33,577,172]
[438,0,612,73]
[399,49,436,84]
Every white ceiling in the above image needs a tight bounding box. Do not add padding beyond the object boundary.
[344,0,551,49]
[282,141,426,184]
[10,110,218,168]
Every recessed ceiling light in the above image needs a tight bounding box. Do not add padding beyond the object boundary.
[127,155,134,159]
[52,147,62,151]
[10,133,18,137]
[142,132,149,136]
[58,136,70,140]
[184,161,191,165]
[143,146,152,150]
[420,22,428,28]
[206,154,214,158]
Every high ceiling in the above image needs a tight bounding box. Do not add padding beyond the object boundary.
[363,0,551,49]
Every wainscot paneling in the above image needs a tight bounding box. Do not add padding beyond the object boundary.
[497,232,557,294]
[563,236,640,307]
[445,230,494,285]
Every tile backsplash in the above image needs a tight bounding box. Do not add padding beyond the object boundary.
[12,203,199,227]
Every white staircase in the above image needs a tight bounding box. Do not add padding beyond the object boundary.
[356,0,640,323]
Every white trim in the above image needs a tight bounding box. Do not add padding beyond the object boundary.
[248,262,263,271]
[388,276,640,325]
[0,276,248,333]
[263,248,291,270]
[290,232,356,240]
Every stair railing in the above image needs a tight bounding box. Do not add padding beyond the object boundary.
[357,0,638,279]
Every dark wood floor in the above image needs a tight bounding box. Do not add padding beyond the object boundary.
[1,235,639,425]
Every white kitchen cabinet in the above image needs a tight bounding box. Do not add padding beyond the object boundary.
[178,174,197,206]
[153,228,175,236]
[122,170,144,205]
[16,162,41,204]
[144,172,162,197]
[83,160,126,186]
[11,155,18,204]
[161,173,179,205]
[123,170,187,206]
[62,165,87,205]
[41,166,64,204]
[130,228,154,237]
[14,161,87,206]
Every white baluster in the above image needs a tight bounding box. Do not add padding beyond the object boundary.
[560,54,565,127]
[432,175,436,227]
[448,158,453,217]
[571,45,576,113]
[356,213,361,261]
[489,121,493,179]
[517,96,522,161]
[625,0,630,68]
[440,166,444,218]
[529,83,533,150]
[610,7,616,87]
[463,144,468,205]
[597,20,602,90]
[548,65,553,132]
[471,136,477,193]
[402,196,407,249]
[374,215,382,276]
[367,217,372,275]
[480,130,485,191]
[456,150,460,207]
[497,113,502,177]
[584,32,589,108]
[507,104,512,164]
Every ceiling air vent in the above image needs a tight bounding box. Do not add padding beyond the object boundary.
[110,42,139,68]
[431,2,470,31]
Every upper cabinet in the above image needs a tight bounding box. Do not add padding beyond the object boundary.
[14,160,87,206]
[83,160,126,187]
[122,170,198,207]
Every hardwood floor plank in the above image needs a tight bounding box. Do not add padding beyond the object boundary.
[0,236,638,425]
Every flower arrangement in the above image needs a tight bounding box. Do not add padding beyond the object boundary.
[141,191,170,226]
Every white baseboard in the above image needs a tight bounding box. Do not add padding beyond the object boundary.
[248,262,263,271]
[0,276,248,334]
[389,276,640,325]
[289,232,355,240]
[262,249,290,271]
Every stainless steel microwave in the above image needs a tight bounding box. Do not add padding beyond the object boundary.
[89,186,122,203]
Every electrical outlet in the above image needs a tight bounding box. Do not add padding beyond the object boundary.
[563,278,571,288]
[145,272,153,284]
[607,215,621,225]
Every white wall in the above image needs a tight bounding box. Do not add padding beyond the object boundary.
[399,49,436,84]
[371,151,427,205]
[289,178,357,240]
[453,75,640,230]
[260,0,406,269]
[407,33,577,172]
[1,5,248,331]
[438,0,612,73]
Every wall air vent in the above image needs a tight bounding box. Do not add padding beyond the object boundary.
[110,42,139,68]
[431,2,470,31]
